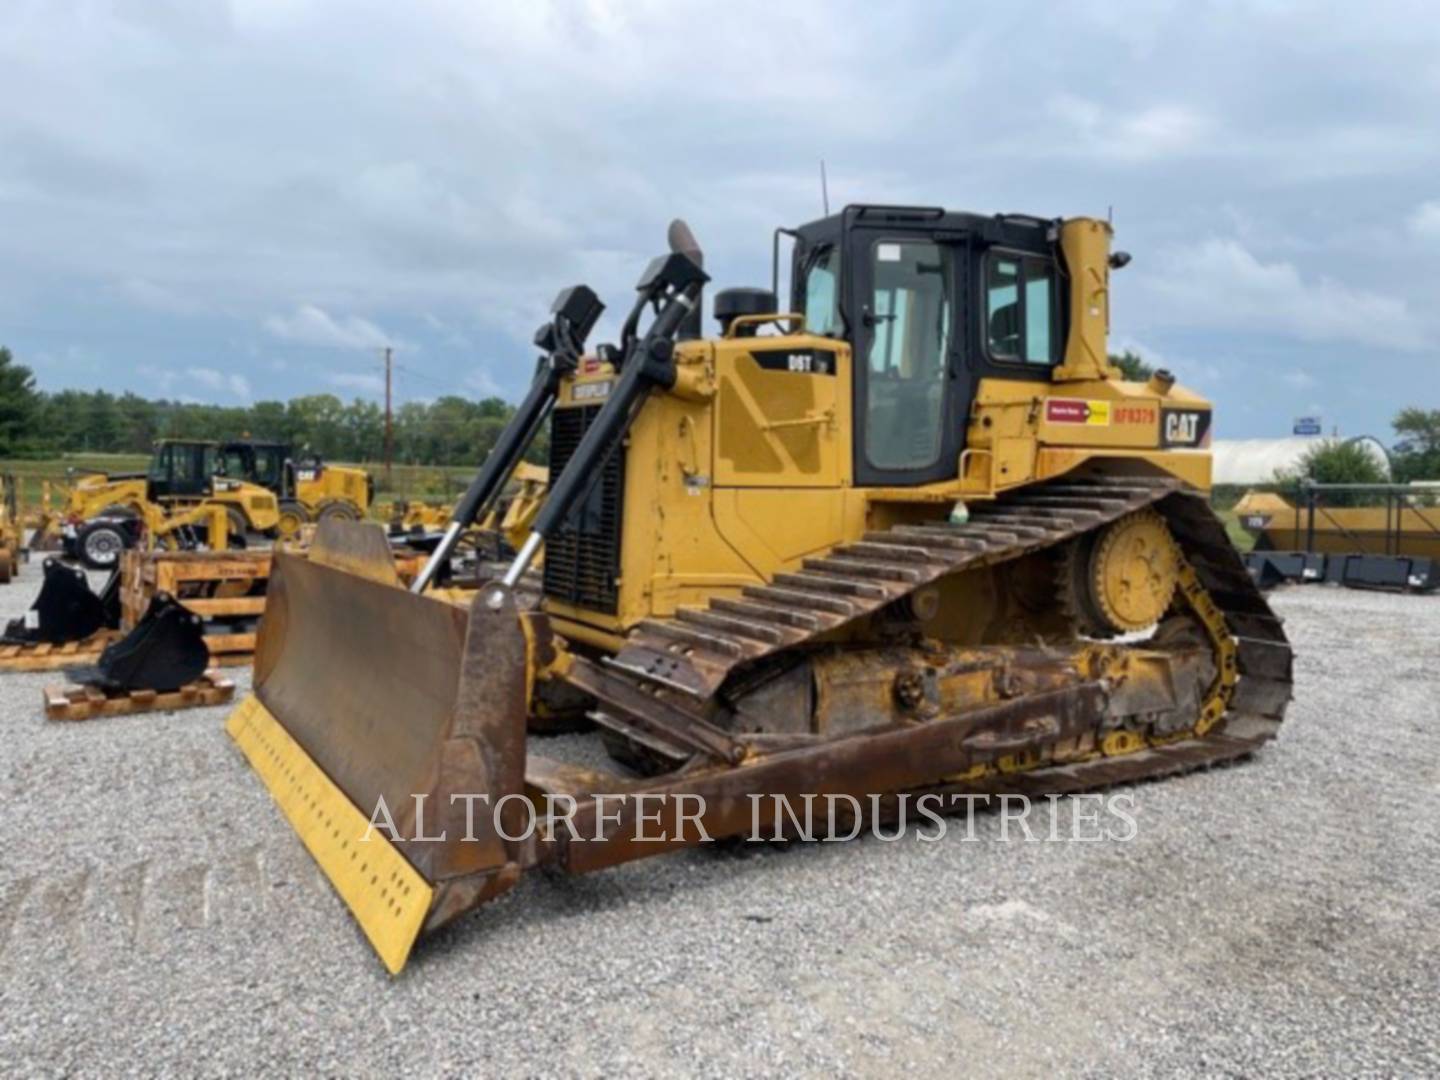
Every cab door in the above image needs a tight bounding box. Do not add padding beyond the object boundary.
[146,444,174,500]
[166,444,212,499]
[848,231,960,486]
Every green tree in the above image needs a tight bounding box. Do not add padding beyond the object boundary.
[1109,350,1154,381]
[116,393,160,453]
[0,346,42,455]
[2,366,546,470]
[1391,407,1440,482]
[1276,439,1387,507]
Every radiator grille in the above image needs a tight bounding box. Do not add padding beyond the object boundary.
[542,404,625,614]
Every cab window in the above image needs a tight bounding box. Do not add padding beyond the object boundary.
[802,247,841,336]
[252,447,283,488]
[986,253,1058,366]
[171,446,199,486]
[222,450,247,479]
[148,446,171,482]
[864,239,950,471]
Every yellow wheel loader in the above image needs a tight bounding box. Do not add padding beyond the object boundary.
[0,474,22,582]
[60,440,280,569]
[391,460,548,561]
[226,209,1293,973]
[220,440,372,539]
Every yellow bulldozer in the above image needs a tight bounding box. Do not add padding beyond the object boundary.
[58,439,280,568]
[226,208,1293,973]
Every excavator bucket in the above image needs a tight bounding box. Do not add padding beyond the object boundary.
[94,593,209,692]
[2,559,119,644]
[225,520,530,973]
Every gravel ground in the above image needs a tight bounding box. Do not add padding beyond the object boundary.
[1,568,1437,1077]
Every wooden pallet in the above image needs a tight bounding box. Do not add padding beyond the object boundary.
[0,630,122,672]
[119,547,427,661]
[44,669,235,721]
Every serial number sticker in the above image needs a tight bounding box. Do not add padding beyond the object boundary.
[572,380,613,402]
[1045,398,1110,426]
[1112,405,1156,425]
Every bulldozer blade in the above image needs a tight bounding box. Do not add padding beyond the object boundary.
[2,559,118,645]
[226,520,529,974]
[95,593,209,692]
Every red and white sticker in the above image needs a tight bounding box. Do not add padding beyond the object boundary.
[1045,398,1110,426]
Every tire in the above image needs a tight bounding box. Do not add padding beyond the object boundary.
[224,508,249,549]
[316,500,361,523]
[76,520,131,570]
[276,499,311,540]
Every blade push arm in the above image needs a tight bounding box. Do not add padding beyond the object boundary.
[410,285,604,594]
[496,245,710,595]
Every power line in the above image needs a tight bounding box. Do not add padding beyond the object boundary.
[393,363,455,390]
[382,346,393,486]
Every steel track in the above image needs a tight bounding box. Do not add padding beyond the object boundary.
[586,476,1293,788]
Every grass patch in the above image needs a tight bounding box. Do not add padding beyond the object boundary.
[1217,508,1255,552]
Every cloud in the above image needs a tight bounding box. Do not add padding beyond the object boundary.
[185,366,251,399]
[327,372,384,394]
[1146,238,1427,351]
[1409,200,1440,238]
[1047,95,1213,161]
[4,1,1440,438]
[114,276,198,315]
[463,368,504,397]
[1282,369,1316,389]
[263,305,394,350]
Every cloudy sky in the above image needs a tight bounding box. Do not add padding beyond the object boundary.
[2,0,1437,439]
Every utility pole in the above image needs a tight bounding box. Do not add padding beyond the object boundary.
[383,346,393,486]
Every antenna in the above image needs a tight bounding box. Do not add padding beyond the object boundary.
[820,159,830,215]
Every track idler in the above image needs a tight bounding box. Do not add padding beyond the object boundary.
[94,593,209,692]
[2,559,119,644]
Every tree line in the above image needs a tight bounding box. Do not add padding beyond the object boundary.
[0,346,546,467]
[1,344,1434,483]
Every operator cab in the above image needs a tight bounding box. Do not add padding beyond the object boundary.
[786,205,1065,487]
[148,440,220,500]
[221,441,290,492]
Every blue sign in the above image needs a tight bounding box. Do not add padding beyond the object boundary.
[1293,417,1322,436]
